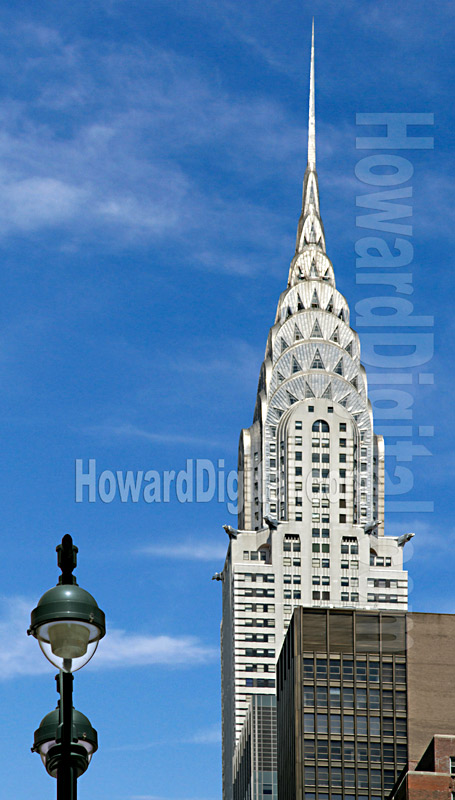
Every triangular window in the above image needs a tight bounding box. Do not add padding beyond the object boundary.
[311,290,319,309]
[292,356,301,374]
[286,306,293,319]
[277,372,285,384]
[273,407,284,418]
[287,392,298,405]
[326,296,334,313]
[339,309,345,321]
[310,319,323,338]
[339,395,349,408]
[310,259,318,277]
[297,296,304,311]
[322,383,332,399]
[345,341,353,356]
[350,376,358,390]
[334,359,343,376]
[294,325,302,342]
[305,381,315,398]
[330,326,339,343]
[311,349,325,370]
[281,338,288,353]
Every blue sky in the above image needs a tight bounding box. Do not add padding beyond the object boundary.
[0,0,453,798]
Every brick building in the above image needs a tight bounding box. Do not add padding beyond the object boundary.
[390,734,455,799]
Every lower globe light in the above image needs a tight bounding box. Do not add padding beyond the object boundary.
[33,708,98,778]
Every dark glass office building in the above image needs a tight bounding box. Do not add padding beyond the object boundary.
[277,608,455,800]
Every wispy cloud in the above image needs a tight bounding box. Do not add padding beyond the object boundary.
[172,340,262,379]
[137,542,226,562]
[355,1,454,44]
[0,596,217,680]
[85,422,223,448]
[0,27,303,260]
[108,723,221,753]
[0,19,360,283]
[78,337,263,445]
[130,796,218,800]
[96,630,217,668]
[186,724,221,745]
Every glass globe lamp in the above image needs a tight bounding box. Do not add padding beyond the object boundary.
[33,707,98,778]
[29,582,105,672]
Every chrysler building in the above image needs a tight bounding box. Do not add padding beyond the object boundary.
[218,23,409,800]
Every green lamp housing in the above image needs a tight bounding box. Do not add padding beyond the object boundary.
[29,583,106,672]
[32,708,98,778]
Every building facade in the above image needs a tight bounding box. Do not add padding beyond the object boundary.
[219,25,410,800]
[276,608,455,800]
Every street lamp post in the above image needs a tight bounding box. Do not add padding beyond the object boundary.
[59,670,76,800]
[28,535,106,799]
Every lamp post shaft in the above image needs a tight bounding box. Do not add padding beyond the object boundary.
[57,671,76,800]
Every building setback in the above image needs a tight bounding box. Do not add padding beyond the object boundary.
[276,607,455,800]
[218,24,411,800]
[390,735,455,799]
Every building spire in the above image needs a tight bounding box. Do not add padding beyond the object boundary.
[294,19,326,257]
[308,18,316,170]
